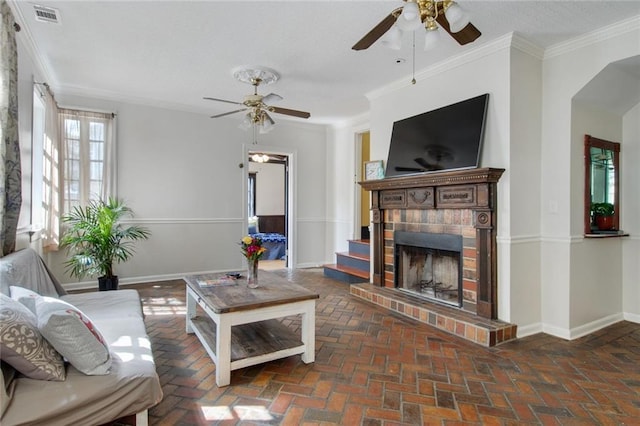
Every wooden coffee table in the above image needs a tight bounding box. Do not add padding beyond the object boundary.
[184,271,319,386]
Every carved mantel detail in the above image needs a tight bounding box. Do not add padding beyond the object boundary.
[360,167,504,319]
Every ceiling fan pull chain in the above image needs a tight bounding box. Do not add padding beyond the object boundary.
[412,32,417,85]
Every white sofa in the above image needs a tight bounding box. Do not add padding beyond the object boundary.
[0,248,163,426]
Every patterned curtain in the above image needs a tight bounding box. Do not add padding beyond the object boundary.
[0,0,21,257]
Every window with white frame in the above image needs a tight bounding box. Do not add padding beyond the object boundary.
[59,109,115,214]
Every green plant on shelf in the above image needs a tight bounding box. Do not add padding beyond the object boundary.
[591,202,614,217]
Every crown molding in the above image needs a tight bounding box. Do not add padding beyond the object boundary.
[544,15,640,60]
[8,0,56,85]
[58,83,212,115]
[366,33,514,101]
[330,111,370,130]
[510,33,545,60]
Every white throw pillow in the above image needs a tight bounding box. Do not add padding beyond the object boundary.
[10,285,42,315]
[35,297,112,375]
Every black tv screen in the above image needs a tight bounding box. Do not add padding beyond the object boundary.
[385,94,489,177]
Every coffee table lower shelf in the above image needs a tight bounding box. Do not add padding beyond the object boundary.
[190,316,305,371]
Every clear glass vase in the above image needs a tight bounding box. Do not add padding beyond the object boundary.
[247,258,259,288]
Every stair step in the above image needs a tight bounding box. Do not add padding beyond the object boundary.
[337,251,369,261]
[348,239,370,256]
[323,264,369,284]
[336,252,369,273]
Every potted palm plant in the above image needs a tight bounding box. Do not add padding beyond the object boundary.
[591,202,615,231]
[60,198,150,291]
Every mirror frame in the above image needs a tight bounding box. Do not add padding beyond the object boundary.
[584,134,620,235]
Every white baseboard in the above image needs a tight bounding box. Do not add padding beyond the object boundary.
[62,268,243,291]
[569,313,624,339]
[624,312,640,323]
[515,322,543,338]
[541,323,571,340]
[540,313,625,341]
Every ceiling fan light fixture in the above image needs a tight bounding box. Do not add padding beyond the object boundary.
[239,112,253,130]
[401,1,419,21]
[424,25,441,50]
[251,153,269,163]
[395,1,423,32]
[381,25,402,50]
[444,1,470,33]
[259,118,274,134]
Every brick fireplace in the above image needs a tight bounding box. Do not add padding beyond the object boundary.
[354,167,517,346]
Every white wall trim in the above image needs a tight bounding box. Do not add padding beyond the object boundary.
[541,314,625,341]
[61,267,240,291]
[541,323,571,340]
[122,218,242,225]
[544,15,640,60]
[624,312,640,323]
[516,322,543,339]
[366,33,514,101]
[540,235,584,244]
[296,262,325,269]
[496,235,540,244]
[511,33,545,59]
[325,218,352,225]
[331,112,370,130]
[568,314,625,340]
[297,217,326,223]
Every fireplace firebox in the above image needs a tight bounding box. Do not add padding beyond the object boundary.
[394,231,462,307]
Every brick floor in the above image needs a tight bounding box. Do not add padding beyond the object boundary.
[136,268,640,425]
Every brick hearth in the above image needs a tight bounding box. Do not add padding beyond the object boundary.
[350,284,517,346]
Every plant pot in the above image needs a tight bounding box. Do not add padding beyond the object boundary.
[98,276,119,291]
[596,215,614,231]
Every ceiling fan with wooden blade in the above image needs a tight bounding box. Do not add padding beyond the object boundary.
[204,67,310,125]
[352,9,401,51]
[352,0,480,51]
[271,106,310,119]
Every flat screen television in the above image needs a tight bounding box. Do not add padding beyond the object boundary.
[384,93,489,178]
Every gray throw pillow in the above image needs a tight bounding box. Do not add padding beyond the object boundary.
[36,297,112,375]
[0,294,66,381]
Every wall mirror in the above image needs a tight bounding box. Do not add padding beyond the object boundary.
[584,134,620,235]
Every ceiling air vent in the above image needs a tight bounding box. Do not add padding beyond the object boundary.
[33,5,61,24]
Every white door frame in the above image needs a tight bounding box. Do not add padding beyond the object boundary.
[243,144,297,269]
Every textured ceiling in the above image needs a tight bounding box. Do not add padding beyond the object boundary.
[10,1,640,125]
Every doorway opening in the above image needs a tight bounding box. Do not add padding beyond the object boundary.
[246,147,293,270]
[355,131,371,241]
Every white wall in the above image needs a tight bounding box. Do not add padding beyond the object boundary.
[249,161,285,216]
[570,103,623,330]
[368,37,514,322]
[324,118,370,263]
[13,9,639,338]
[505,45,543,330]
[541,21,640,338]
[25,90,328,286]
[622,102,640,322]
